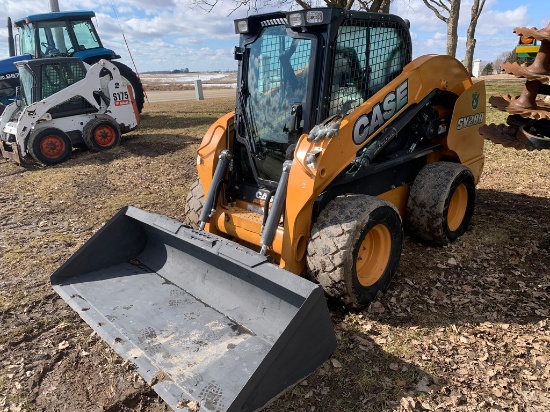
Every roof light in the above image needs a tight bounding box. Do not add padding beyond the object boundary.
[236,19,249,34]
[288,13,304,27]
[306,11,323,24]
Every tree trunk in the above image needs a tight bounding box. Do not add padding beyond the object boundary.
[464,0,486,75]
[446,0,460,57]
[422,0,460,58]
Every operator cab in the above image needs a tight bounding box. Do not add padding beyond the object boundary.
[232,9,411,188]
[14,11,118,61]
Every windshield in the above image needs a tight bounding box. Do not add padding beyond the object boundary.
[72,20,101,50]
[38,21,73,57]
[18,65,34,106]
[244,25,313,145]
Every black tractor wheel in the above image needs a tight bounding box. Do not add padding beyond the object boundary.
[111,61,145,113]
[407,162,476,244]
[307,195,403,308]
[28,127,72,165]
[182,178,205,227]
[83,116,121,151]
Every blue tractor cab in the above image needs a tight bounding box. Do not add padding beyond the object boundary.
[13,11,119,61]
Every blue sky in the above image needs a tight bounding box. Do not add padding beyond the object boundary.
[0,0,548,72]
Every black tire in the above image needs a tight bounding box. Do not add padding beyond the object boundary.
[82,115,121,152]
[307,195,403,308]
[182,178,205,227]
[111,61,145,113]
[28,127,72,165]
[407,162,476,244]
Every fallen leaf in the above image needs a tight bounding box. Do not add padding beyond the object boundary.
[176,399,200,411]
[330,358,343,368]
[416,376,432,393]
[369,301,385,314]
[400,397,416,410]
[58,341,69,350]
[187,401,200,412]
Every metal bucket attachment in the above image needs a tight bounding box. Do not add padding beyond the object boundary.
[51,206,337,412]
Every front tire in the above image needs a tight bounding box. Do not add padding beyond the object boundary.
[28,128,72,165]
[307,195,403,308]
[111,61,145,113]
[83,115,121,151]
[407,162,476,244]
[182,178,205,227]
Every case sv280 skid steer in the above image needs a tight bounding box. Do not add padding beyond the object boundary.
[51,8,485,412]
[0,57,140,165]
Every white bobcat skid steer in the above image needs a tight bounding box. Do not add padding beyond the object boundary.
[0,58,140,165]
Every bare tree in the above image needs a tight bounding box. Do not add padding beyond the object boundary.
[463,0,486,75]
[422,0,460,57]
[194,0,392,14]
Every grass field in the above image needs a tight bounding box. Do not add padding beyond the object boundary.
[0,78,548,412]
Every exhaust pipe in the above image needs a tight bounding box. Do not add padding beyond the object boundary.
[7,18,15,57]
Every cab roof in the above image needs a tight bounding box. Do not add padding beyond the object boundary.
[14,11,95,26]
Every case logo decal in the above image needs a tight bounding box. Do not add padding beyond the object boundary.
[353,80,408,145]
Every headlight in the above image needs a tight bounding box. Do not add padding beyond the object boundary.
[288,13,304,27]
[235,19,249,34]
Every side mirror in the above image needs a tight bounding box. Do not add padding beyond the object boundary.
[234,46,244,61]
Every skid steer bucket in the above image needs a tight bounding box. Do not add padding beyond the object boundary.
[51,206,337,412]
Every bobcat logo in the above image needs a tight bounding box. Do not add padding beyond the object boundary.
[472,92,480,110]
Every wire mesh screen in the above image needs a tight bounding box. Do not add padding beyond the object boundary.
[40,60,86,100]
[329,19,409,116]
[39,60,91,115]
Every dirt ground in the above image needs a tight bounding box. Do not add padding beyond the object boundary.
[1,80,549,412]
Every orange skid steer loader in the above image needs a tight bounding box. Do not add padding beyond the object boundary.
[52,8,485,411]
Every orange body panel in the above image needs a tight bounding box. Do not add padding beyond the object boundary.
[196,54,485,275]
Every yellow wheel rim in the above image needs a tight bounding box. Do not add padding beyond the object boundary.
[356,224,392,287]
[447,183,468,232]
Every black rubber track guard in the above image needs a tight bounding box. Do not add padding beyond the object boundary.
[51,206,336,412]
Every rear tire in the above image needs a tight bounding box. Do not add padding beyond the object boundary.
[183,178,205,227]
[111,61,144,113]
[407,162,476,244]
[307,195,403,308]
[83,115,121,152]
[28,127,72,165]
